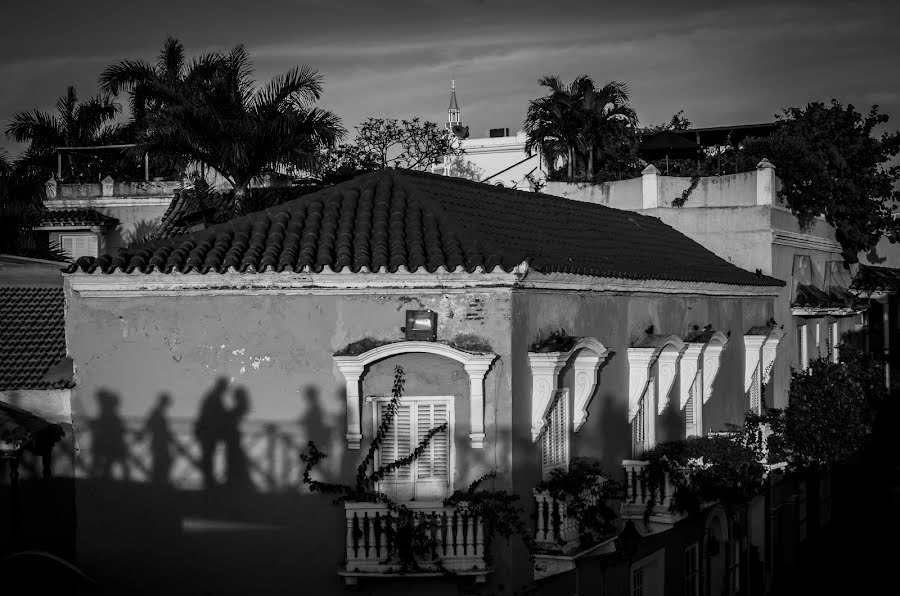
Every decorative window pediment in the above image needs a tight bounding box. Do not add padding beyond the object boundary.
[334,341,497,449]
[627,334,684,421]
[528,337,609,442]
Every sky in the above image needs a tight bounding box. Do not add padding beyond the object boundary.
[2,0,899,157]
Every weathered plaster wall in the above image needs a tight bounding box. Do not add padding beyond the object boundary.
[647,206,774,275]
[64,285,513,595]
[544,178,643,210]
[512,290,775,476]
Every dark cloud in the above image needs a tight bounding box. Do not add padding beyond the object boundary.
[2,0,899,156]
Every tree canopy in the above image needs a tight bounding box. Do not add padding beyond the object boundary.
[122,43,344,212]
[742,101,900,263]
[318,117,462,184]
[524,75,639,180]
[5,86,121,183]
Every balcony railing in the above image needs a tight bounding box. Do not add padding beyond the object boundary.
[621,460,683,524]
[533,477,606,552]
[341,501,488,583]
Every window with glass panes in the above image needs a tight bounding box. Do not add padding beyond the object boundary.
[683,542,699,596]
[727,539,740,594]
[631,566,644,596]
[60,233,98,261]
[374,396,451,501]
[541,389,569,477]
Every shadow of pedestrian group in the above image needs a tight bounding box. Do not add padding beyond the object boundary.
[89,377,254,491]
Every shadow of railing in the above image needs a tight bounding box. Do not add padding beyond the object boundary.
[51,418,304,492]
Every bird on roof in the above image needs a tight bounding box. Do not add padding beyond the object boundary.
[768,317,777,327]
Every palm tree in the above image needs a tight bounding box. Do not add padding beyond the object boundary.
[139,44,344,214]
[99,36,221,128]
[524,75,581,178]
[5,86,120,182]
[524,75,637,179]
[575,79,637,178]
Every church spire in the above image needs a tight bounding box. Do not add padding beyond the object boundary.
[447,80,460,130]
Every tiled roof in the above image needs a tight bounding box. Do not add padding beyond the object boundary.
[792,283,865,310]
[65,169,783,287]
[851,264,900,294]
[156,184,317,239]
[0,287,72,391]
[0,400,64,447]
[40,209,119,228]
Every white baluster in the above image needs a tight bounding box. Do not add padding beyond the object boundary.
[366,512,376,560]
[346,511,357,561]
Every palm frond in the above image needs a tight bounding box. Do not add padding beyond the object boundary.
[5,109,62,145]
[99,59,155,96]
[159,36,186,82]
[253,65,323,112]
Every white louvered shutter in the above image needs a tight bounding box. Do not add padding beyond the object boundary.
[542,390,569,476]
[416,402,449,480]
[379,402,412,480]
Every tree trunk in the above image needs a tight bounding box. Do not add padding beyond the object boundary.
[233,180,250,216]
[588,146,595,179]
[567,145,573,179]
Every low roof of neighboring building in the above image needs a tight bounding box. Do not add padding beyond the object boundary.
[851,264,900,294]
[0,400,65,454]
[65,169,783,287]
[39,209,119,229]
[156,184,315,239]
[0,287,72,391]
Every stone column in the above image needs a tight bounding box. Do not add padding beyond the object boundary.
[756,159,776,206]
[641,164,660,210]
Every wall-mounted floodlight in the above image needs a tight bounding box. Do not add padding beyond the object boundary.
[404,310,437,341]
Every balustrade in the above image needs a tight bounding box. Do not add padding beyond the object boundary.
[343,501,487,576]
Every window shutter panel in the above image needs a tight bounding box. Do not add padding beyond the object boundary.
[542,390,568,474]
[61,236,75,260]
[86,234,98,257]
[379,402,412,480]
[395,404,412,479]
[416,402,449,480]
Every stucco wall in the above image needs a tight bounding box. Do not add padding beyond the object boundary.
[64,286,514,595]
[648,206,774,275]
[544,178,643,210]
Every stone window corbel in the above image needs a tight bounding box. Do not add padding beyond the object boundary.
[743,335,767,392]
[627,348,656,422]
[655,344,682,414]
[701,331,728,404]
[761,329,784,386]
[679,344,704,411]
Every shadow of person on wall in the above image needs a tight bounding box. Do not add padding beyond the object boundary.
[299,385,332,448]
[223,386,254,491]
[194,377,229,490]
[90,389,129,481]
[142,393,173,485]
